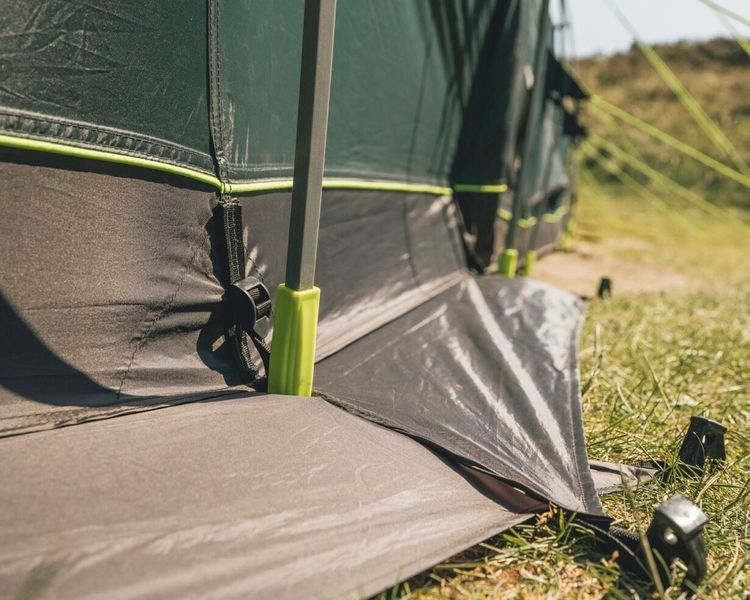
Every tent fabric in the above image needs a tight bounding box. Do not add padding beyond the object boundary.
[0,150,233,434]
[316,276,600,515]
[455,0,584,269]
[1,2,610,596]
[0,0,535,189]
[0,1,214,175]
[1,0,584,263]
[0,394,531,600]
[0,150,462,434]
[0,393,646,600]
[1,141,602,513]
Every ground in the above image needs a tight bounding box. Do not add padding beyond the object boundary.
[532,235,694,297]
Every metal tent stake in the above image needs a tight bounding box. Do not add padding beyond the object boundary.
[268,0,337,396]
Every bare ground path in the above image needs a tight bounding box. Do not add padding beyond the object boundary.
[531,237,695,297]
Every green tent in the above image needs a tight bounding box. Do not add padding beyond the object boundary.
[0,1,706,597]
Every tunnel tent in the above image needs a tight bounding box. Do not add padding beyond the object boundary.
[0,1,631,598]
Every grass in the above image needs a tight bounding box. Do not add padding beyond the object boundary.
[377,179,750,599]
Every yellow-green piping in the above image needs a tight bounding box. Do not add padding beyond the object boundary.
[496,210,536,227]
[323,178,452,196]
[454,183,508,193]
[226,180,294,194]
[0,134,222,189]
[542,204,570,223]
[0,133,517,199]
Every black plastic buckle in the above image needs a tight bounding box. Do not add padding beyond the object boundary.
[228,276,273,339]
[647,495,708,592]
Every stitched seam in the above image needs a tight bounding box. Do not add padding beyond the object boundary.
[207,0,227,182]
[215,0,227,179]
[115,228,210,400]
[0,111,212,169]
[1,129,214,176]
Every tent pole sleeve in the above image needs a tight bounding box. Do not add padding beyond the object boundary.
[269,0,336,396]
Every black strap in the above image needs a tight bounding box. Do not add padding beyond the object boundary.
[219,195,270,389]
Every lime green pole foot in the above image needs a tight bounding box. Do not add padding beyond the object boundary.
[559,217,575,251]
[267,284,321,396]
[498,248,518,278]
[568,219,577,235]
[521,250,537,276]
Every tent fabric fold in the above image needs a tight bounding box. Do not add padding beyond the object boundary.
[316,275,601,516]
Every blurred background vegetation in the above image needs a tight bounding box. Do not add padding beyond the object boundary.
[576,37,750,212]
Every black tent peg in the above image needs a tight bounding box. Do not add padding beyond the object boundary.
[591,495,708,593]
[678,416,727,471]
[646,495,709,593]
[597,276,612,299]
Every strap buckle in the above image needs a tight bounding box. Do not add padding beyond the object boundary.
[229,276,273,340]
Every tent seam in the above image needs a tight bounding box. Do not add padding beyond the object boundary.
[0,111,213,170]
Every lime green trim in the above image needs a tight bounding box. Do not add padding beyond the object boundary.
[0,134,222,189]
[226,180,294,194]
[521,250,537,276]
[234,179,513,196]
[496,210,536,228]
[0,134,509,199]
[497,205,568,227]
[542,204,570,223]
[454,183,508,193]
[324,178,452,196]
[267,284,321,397]
[229,178,455,196]
[498,248,518,278]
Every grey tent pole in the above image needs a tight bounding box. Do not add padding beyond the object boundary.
[285,0,338,291]
[268,0,337,396]
[499,0,551,277]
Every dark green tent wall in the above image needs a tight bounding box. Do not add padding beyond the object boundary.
[0,2,604,598]
[0,0,582,193]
